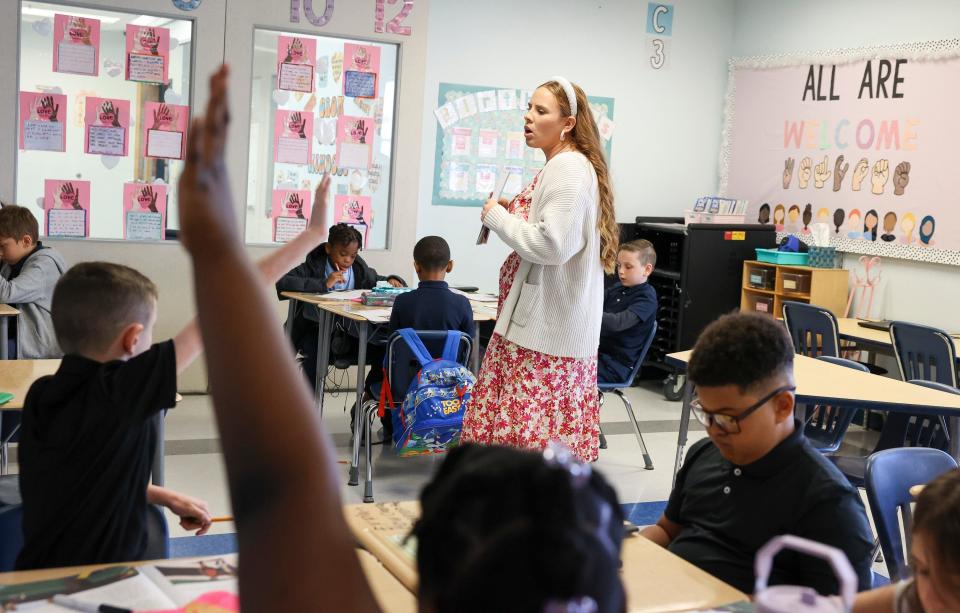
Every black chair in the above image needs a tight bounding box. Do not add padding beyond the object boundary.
[804,356,867,453]
[598,322,658,470]
[352,330,472,503]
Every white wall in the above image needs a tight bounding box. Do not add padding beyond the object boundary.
[416,0,736,292]
[732,0,960,330]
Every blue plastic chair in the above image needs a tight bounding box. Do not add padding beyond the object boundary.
[782,301,840,358]
[352,330,472,503]
[865,448,959,581]
[598,322,658,470]
[804,356,868,453]
[0,504,169,572]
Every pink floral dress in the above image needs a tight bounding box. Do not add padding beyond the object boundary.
[461,173,600,462]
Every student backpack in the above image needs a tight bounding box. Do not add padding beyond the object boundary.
[378,329,476,457]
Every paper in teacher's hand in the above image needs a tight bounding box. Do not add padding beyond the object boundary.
[477,170,514,245]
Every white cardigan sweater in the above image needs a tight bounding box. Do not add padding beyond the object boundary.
[483,150,604,359]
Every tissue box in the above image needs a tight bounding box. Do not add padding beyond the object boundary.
[808,246,838,268]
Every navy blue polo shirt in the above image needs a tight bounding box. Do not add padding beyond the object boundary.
[598,281,657,380]
[389,280,475,338]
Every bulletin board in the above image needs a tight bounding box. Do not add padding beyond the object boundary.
[15,1,194,242]
[720,40,960,266]
[431,82,614,207]
[243,28,398,248]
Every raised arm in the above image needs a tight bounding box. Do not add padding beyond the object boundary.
[178,65,377,612]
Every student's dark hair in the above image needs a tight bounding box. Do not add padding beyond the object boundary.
[0,204,39,242]
[52,262,158,355]
[688,312,794,392]
[413,444,626,613]
[619,239,656,268]
[327,223,362,249]
[903,469,960,612]
[413,236,451,272]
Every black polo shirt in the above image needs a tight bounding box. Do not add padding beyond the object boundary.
[598,281,657,380]
[17,340,177,570]
[389,280,475,338]
[665,421,874,595]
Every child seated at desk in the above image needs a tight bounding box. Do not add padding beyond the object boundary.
[641,312,874,595]
[598,239,658,383]
[854,468,960,613]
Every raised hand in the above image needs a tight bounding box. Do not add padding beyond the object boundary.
[291,112,306,138]
[146,28,159,55]
[40,96,59,122]
[309,174,331,232]
[140,186,159,212]
[289,193,305,219]
[101,101,121,127]
[851,158,869,191]
[871,159,889,195]
[283,37,303,63]
[798,157,811,189]
[782,157,794,189]
[893,161,910,196]
[832,155,849,191]
[813,156,831,189]
[152,104,172,130]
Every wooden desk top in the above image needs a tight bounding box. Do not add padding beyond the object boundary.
[837,318,960,354]
[343,501,749,612]
[0,359,60,410]
[666,351,960,415]
[0,551,415,612]
[282,291,497,323]
[0,305,19,317]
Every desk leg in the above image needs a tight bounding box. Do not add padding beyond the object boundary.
[284,300,296,342]
[471,327,481,373]
[951,416,960,461]
[152,411,165,486]
[315,308,332,417]
[0,317,8,360]
[672,379,694,488]
[0,414,6,475]
[350,322,370,484]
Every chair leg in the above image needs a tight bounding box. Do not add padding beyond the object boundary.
[363,404,378,503]
[349,400,374,486]
[0,443,6,475]
[616,390,653,470]
[598,392,607,449]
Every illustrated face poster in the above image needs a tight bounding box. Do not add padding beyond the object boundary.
[336,116,373,170]
[123,183,167,240]
[271,189,311,242]
[143,102,188,159]
[125,24,170,84]
[43,179,90,238]
[342,43,380,99]
[53,14,100,76]
[19,92,66,152]
[334,194,371,248]
[274,110,314,165]
[277,35,316,93]
[85,97,130,157]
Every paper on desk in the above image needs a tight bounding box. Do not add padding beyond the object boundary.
[321,289,367,301]
[358,308,392,323]
[449,288,497,303]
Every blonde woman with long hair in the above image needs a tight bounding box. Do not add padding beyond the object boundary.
[462,77,618,461]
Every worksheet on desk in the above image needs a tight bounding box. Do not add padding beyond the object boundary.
[319,289,367,301]
[358,309,392,323]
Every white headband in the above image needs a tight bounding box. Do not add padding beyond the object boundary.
[549,75,577,117]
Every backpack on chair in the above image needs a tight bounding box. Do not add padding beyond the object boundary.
[378,329,476,457]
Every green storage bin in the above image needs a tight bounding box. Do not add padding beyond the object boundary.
[755,248,809,266]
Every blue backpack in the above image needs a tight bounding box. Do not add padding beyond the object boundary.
[378,329,476,457]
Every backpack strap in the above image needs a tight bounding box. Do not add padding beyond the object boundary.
[396,328,434,367]
[441,331,462,363]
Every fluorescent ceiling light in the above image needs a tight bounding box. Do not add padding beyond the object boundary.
[21,7,120,24]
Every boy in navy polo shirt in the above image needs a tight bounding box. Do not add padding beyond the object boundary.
[641,312,874,596]
[598,240,658,383]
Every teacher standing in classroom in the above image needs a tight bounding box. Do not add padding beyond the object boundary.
[462,77,618,462]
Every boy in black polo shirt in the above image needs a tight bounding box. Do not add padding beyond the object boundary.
[641,312,874,595]
[598,240,658,383]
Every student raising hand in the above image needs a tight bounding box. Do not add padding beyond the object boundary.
[178,65,378,611]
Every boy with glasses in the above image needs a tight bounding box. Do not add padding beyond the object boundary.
[641,312,874,595]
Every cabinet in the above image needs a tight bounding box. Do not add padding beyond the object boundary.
[740,261,849,320]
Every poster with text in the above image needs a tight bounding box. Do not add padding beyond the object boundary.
[125,24,170,84]
[342,43,380,99]
[53,14,100,76]
[274,110,313,165]
[143,102,188,159]
[44,179,90,238]
[724,49,960,263]
[336,116,373,170]
[85,97,130,157]
[334,194,371,248]
[19,92,66,152]
[271,189,311,242]
[123,183,167,240]
[277,36,316,93]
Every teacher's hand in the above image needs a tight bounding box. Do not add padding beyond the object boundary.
[480,196,509,221]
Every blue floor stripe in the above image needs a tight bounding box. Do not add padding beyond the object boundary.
[170,533,237,558]
[620,501,667,526]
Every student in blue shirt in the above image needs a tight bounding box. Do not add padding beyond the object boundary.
[598,240,658,383]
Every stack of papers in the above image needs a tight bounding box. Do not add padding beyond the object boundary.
[358,308,392,323]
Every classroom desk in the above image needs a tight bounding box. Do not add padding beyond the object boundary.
[0,550,416,613]
[343,501,750,612]
[0,360,170,485]
[837,318,960,356]
[665,351,960,482]
[0,305,19,360]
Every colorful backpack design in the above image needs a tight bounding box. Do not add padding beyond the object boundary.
[378,329,476,457]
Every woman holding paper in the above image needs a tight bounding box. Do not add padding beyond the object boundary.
[462,77,618,462]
